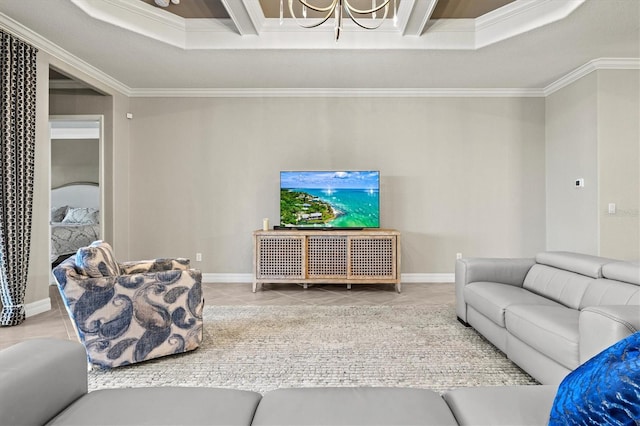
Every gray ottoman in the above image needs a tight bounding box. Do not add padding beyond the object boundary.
[252,387,458,425]
[47,387,262,426]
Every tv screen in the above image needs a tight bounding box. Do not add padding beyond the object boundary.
[280,170,380,229]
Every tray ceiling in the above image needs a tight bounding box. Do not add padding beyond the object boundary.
[139,0,516,20]
[0,0,637,94]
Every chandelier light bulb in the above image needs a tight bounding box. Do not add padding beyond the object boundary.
[154,0,179,8]
[280,0,284,25]
[393,0,398,26]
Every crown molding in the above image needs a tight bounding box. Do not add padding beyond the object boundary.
[0,12,132,96]
[128,87,545,98]
[544,58,640,96]
[475,0,585,48]
[128,58,638,98]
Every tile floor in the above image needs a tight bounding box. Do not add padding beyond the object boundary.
[0,281,455,350]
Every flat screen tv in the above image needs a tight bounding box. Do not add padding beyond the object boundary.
[280,170,380,229]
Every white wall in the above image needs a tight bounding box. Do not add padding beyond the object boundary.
[546,69,640,259]
[545,73,599,254]
[128,96,546,274]
[597,70,640,259]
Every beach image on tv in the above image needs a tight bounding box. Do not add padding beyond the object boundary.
[280,171,380,228]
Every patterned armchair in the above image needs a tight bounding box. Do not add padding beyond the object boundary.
[52,241,203,368]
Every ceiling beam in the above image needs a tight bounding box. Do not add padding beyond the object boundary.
[402,0,438,36]
[220,0,258,35]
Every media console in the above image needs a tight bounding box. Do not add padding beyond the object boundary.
[253,229,401,293]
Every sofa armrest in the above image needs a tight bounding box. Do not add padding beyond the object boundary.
[119,257,191,275]
[0,339,88,426]
[579,305,640,363]
[455,258,535,322]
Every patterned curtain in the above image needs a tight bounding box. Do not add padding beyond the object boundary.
[0,31,38,326]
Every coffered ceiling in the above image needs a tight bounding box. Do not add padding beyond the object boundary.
[0,0,638,95]
[137,0,516,19]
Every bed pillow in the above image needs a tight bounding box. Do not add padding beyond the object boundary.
[62,207,99,224]
[50,206,68,223]
[75,240,120,278]
[548,331,640,425]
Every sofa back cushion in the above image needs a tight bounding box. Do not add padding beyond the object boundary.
[523,265,593,309]
[602,261,640,285]
[535,251,610,279]
[75,240,120,278]
[580,279,640,309]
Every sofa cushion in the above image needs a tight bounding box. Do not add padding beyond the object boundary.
[48,387,262,426]
[580,278,640,309]
[464,282,560,327]
[252,387,458,426]
[548,331,640,425]
[443,385,557,426]
[506,304,580,370]
[523,264,593,309]
[0,339,88,426]
[75,240,120,278]
[535,251,611,278]
[602,261,640,285]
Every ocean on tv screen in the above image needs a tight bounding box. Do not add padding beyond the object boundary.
[280,171,380,228]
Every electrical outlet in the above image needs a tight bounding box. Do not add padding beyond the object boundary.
[196,253,202,262]
[456,253,462,260]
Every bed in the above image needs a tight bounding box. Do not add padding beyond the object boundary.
[50,182,101,263]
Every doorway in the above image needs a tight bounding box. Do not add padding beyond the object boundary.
[48,115,104,269]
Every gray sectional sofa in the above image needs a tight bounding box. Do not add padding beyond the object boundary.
[455,251,640,385]
[3,251,638,425]
[1,339,558,426]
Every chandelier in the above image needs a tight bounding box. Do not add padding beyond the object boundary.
[281,0,397,41]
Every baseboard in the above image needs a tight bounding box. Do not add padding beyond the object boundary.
[202,273,454,283]
[202,273,253,283]
[401,273,455,283]
[25,297,52,318]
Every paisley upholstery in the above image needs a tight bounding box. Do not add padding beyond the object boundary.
[548,331,640,425]
[75,240,120,278]
[53,243,203,368]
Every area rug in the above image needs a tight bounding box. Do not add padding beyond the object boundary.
[88,305,538,393]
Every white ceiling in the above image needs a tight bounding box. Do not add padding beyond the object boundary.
[0,0,638,95]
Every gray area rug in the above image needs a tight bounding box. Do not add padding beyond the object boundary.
[88,305,537,393]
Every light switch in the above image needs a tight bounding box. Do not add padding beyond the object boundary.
[575,178,584,188]
[608,203,616,214]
